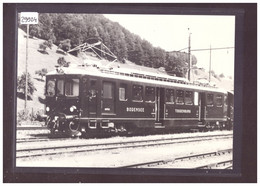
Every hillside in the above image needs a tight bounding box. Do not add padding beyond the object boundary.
[17,28,82,113]
[19,13,199,76]
[17,28,233,115]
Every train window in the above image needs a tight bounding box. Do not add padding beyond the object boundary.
[145,86,155,102]
[176,90,184,105]
[166,89,174,103]
[65,79,79,97]
[119,84,127,101]
[46,79,55,97]
[185,91,193,105]
[224,95,228,105]
[57,79,64,95]
[194,92,199,106]
[207,94,214,106]
[132,85,143,101]
[216,95,223,107]
[103,82,113,99]
[90,80,96,87]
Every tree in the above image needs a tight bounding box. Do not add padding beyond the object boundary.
[17,72,37,98]
[38,13,56,42]
[18,13,200,75]
[58,39,71,52]
[38,43,47,53]
[44,40,53,49]
[219,73,225,78]
[29,25,39,38]
[35,68,48,79]
[38,40,53,54]
[57,57,70,67]
[141,40,154,67]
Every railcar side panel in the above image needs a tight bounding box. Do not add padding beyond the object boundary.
[45,66,232,136]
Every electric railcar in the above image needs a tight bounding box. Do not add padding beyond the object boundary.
[45,64,234,137]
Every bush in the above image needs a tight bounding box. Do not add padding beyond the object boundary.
[38,43,48,54]
[17,110,29,123]
[35,110,46,122]
[38,40,53,54]
[44,40,53,49]
[219,73,225,78]
[57,39,71,52]
[17,109,45,125]
[35,68,48,79]
[17,72,37,99]
[57,57,70,67]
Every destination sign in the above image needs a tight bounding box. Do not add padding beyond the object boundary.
[175,109,191,114]
[126,107,145,112]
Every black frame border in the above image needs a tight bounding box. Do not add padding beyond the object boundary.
[3,3,257,183]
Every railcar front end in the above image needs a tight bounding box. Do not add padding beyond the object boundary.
[45,74,82,137]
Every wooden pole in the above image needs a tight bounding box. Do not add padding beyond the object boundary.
[188,28,191,81]
[25,24,29,111]
[209,44,212,82]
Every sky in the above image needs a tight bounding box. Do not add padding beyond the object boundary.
[104,14,235,78]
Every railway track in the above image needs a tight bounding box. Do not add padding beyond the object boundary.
[16,133,232,159]
[16,137,70,143]
[120,148,233,169]
[17,126,48,130]
[196,159,233,169]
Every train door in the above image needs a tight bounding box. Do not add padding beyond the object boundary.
[155,87,165,128]
[199,92,206,121]
[101,81,115,114]
[88,79,98,117]
[81,76,88,116]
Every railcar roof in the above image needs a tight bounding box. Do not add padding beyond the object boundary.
[47,65,227,94]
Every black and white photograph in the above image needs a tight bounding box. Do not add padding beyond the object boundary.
[3,3,257,183]
[16,12,235,168]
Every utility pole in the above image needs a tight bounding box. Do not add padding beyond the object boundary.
[25,24,29,111]
[20,12,38,112]
[188,28,191,81]
[209,44,212,83]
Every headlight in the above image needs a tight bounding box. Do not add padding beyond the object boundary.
[70,106,77,112]
[46,106,50,112]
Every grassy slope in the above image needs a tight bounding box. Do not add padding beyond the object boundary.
[17,28,83,113]
[17,28,233,114]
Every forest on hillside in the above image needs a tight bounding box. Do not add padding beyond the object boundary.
[18,13,197,77]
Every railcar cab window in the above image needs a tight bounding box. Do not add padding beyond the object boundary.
[65,79,79,97]
[185,91,193,105]
[224,95,228,105]
[145,86,155,102]
[207,93,214,106]
[176,90,184,105]
[132,85,143,102]
[57,79,64,95]
[166,89,174,103]
[216,95,223,107]
[119,83,127,101]
[46,79,55,97]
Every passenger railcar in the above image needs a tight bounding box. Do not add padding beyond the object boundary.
[45,64,233,137]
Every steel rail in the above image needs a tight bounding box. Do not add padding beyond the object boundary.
[16,134,232,159]
[195,159,233,169]
[120,149,233,168]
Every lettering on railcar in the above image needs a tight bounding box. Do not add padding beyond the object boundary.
[126,107,145,112]
[175,109,191,113]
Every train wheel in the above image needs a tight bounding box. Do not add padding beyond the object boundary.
[205,122,211,131]
[66,120,81,137]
